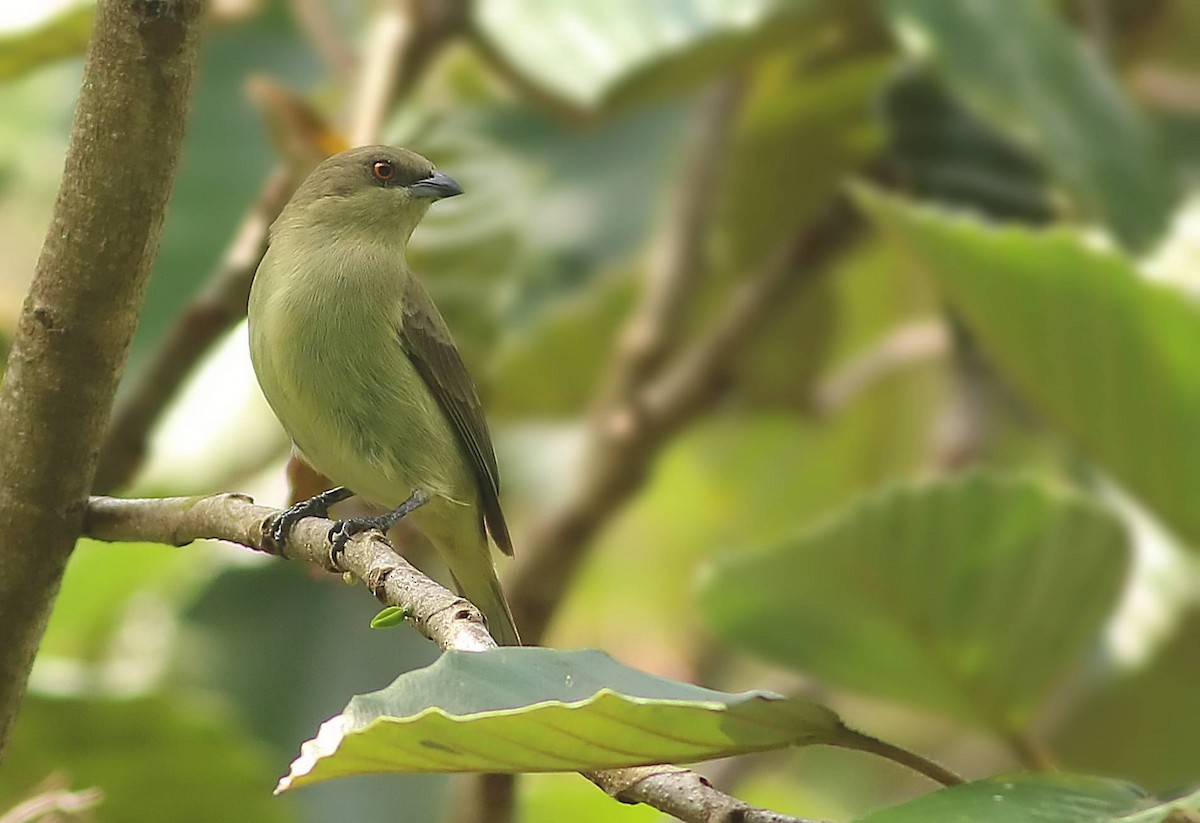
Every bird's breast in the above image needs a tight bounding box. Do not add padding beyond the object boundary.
[249,238,473,509]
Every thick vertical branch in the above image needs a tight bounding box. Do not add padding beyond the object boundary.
[0,0,208,756]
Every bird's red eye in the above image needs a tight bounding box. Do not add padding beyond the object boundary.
[372,160,396,182]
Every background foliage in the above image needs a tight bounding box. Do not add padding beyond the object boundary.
[1,0,1198,820]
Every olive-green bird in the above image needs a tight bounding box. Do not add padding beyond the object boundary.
[248,145,520,645]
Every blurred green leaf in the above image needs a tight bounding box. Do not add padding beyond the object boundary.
[719,53,883,269]
[182,563,446,822]
[478,102,687,321]
[700,472,1129,730]
[128,7,320,374]
[278,648,843,789]
[415,100,688,413]
[490,273,634,417]
[698,52,885,410]
[521,774,658,823]
[880,66,1055,223]
[859,188,1200,548]
[554,241,946,654]
[855,774,1193,823]
[41,538,191,661]
[880,0,1177,250]
[473,0,817,110]
[1055,607,1200,792]
[0,694,296,823]
[413,100,687,381]
[0,2,92,83]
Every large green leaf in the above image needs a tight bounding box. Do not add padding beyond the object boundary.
[858,188,1200,548]
[473,0,816,110]
[880,0,1177,251]
[277,648,843,790]
[856,775,1199,823]
[859,782,1195,823]
[700,472,1129,730]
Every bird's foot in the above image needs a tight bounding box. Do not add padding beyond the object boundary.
[327,489,430,565]
[267,486,355,550]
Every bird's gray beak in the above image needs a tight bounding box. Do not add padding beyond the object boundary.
[410,169,464,200]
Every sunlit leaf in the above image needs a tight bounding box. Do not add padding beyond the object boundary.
[0,2,92,83]
[473,0,816,110]
[700,472,1129,730]
[41,538,192,661]
[856,774,1193,823]
[858,188,1200,548]
[278,648,844,790]
[880,0,1177,250]
[521,774,658,823]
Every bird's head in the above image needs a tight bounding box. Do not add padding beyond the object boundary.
[276,145,463,244]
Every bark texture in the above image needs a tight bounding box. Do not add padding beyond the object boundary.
[0,0,208,756]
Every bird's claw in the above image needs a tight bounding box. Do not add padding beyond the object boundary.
[267,486,355,551]
[324,489,430,567]
[326,517,374,567]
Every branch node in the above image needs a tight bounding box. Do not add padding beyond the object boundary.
[366,566,393,599]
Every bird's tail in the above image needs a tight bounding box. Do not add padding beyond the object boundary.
[438,519,521,646]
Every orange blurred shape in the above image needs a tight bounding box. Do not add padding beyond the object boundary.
[246,76,349,179]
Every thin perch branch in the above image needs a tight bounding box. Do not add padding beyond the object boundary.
[0,0,208,758]
[589,766,828,823]
[85,493,496,651]
[82,493,832,823]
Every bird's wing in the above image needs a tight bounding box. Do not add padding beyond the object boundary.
[397,276,513,555]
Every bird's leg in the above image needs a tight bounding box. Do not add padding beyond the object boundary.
[268,485,356,548]
[327,489,430,565]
